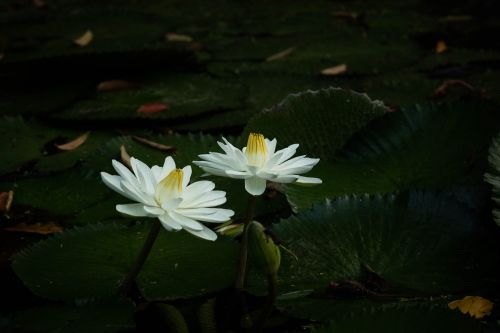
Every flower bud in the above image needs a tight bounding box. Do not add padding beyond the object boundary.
[248,221,281,276]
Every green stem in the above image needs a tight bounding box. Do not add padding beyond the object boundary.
[253,273,278,333]
[118,220,162,296]
[235,195,258,290]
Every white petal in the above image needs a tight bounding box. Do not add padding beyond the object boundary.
[120,180,154,205]
[275,144,299,164]
[130,157,155,195]
[184,225,217,241]
[143,206,165,216]
[159,213,182,230]
[168,211,204,230]
[178,208,234,223]
[160,156,176,180]
[271,175,298,183]
[116,203,149,217]
[183,190,227,208]
[101,172,138,201]
[112,160,140,188]
[182,165,192,188]
[161,198,183,210]
[151,166,163,183]
[295,176,323,185]
[245,176,267,196]
[265,138,277,157]
[182,181,216,203]
[225,170,251,179]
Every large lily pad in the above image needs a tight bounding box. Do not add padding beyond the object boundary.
[13,223,239,301]
[247,192,499,295]
[244,87,388,160]
[285,101,500,211]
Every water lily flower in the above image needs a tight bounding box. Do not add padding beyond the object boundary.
[100,157,234,241]
[194,133,322,196]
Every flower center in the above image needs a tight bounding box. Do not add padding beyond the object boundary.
[246,133,267,168]
[155,168,184,203]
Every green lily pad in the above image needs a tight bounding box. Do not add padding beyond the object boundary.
[485,133,500,226]
[13,223,239,301]
[285,101,500,211]
[308,301,482,333]
[52,74,245,122]
[11,298,135,333]
[247,192,499,295]
[244,87,389,160]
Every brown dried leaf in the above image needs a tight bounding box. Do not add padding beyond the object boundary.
[4,222,63,235]
[96,80,137,92]
[137,102,169,114]
[33,0,47,9]
[120,145,132,169]
[432,79,478,98]
[55,132,90,151]
[436,40,447,54]
[0,191,14,213]
[132,136,176,152]
[265,47,296,62]
[321,64,347,76]
[165,33,193,42]
[74,30,93,47]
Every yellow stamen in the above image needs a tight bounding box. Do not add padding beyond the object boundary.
[155,168,184,202]
[246,133,267,167]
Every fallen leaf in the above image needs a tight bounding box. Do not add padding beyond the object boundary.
[120,145,132,169]
[321,64,347,76]
[432,79,481,98]
[448,296,494,319]
[96,80,137,92]
[137,102,169,114]
[436,40,447,54]
[4,222,63,235]
[55,132,90,151]
[33,0,47,9]
[132,136,176,152]
[165,33,193,42]
[0,191,14,213]
[74,30,93,47]
[266,47,296,62]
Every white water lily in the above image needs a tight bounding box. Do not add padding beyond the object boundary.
[194,133,322,196]
[100,157,234,241]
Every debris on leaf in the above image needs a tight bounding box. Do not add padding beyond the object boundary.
[4,222,63,235]
[0,191,14,213]
[33,0,47,9]
[132,136,176,152]
[55,132,90,151]
[321,64,347,76]
[432,79,484,99]
[436,40,447,54]
[120,145,132,169]
[165,33,193,42]
[266,47,295,62]
[137,102,169,115]
[96,80,137,92]
[448,296,494,319]
[73,30,93,47]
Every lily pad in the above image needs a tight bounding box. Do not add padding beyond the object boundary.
[485,133,500,226]
[247,192,499,295]
[13,223,239,301]
[285,101,500,211]
[244,87,389,160]
[11,298,135,333]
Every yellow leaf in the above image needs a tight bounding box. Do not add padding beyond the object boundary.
[55,132,90,151]
[74,30,93,47]
[321,64,347,76]
[448,296,494,319]
[120,145,132,169]
[265,47,296,62]
[165,33,193,42]
[0,191,14,213]
[436,40,447,54]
